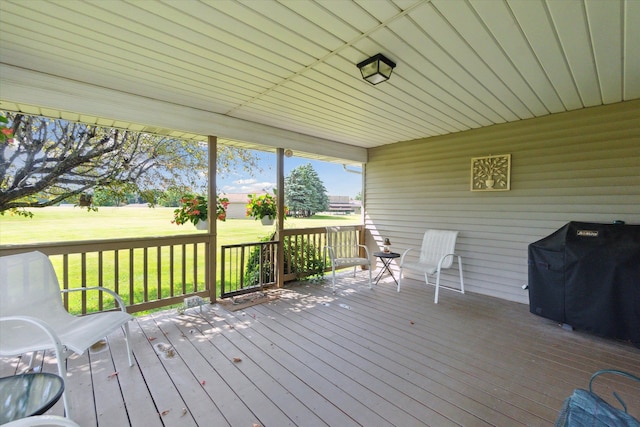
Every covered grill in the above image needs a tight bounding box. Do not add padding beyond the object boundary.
[528,221,640,346]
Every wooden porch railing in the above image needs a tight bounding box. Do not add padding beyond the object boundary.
[220,240,278,299]
[0,225,365,312]
[0,235,211,314]
[220,225,366,297]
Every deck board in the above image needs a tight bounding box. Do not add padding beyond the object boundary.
[2,275,639,426]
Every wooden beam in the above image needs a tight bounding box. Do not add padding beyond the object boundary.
[0,65,367,163]
[208,135,217,302]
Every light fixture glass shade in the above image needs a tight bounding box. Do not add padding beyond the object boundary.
[357,53,396,85]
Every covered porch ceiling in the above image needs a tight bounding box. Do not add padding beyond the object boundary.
[0,0,638,165]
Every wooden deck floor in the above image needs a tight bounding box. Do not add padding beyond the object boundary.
[2,274,639,426]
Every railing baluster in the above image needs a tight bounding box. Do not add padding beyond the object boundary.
[157,246,162,300]
[143,248,148,303]
[62,254,69,310]
[98,252,103,311]
[193,243,198,292]
[1,234,211,314]
[81,253,87,315]
[2,226,362,312]
[181,244,187,295]
[129,249,134,306]
[169,245,175,297]
[114,249,120,302]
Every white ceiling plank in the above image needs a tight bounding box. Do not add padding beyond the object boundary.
[623,0,640,99]
[0,0,636,154]
[354,0,406,22]
[239,0,345,51]
[365,25,493,129]
[204,0,330,59]
[0,1,283,93]
[585,0,623,104]
[133,0,315,68]
[314,56,467,134]
[391,0,428,11]
[546,0,601,107]
[281,0,361,42]
[317,0,381,32]
[41,1,295,81]
[0,29,265,105]
[434,0,547,117]
[470,0,565,114]
[0,42,248,117]
[1,65,368,161]
[507,0,584,110]
[409,3,520,122]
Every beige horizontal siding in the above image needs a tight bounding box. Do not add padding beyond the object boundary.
[364,100,640,303]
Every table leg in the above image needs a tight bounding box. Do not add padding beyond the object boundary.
[374,258,398,286]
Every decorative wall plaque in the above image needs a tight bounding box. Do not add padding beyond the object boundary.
[471,154,511,191]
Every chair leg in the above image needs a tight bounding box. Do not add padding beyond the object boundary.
[54,349,71,419]
[434,269,441,304]
[123,322,133,367]
[397,268,403,292]
[458,256,465,294]
[331,266,336,293]
[368,265,372,289]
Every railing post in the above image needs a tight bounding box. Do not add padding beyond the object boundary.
[208,135,217,302]
[358,224,369,269]
[276,147,285,288]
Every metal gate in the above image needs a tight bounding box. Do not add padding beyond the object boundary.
[220,240,278,299]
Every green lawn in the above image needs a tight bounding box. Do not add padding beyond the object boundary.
[0,206,360,245]
[0,207,360,313]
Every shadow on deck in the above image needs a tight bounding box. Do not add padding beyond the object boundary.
[2,274,639,426]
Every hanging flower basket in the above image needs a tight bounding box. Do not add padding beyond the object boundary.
[172,194,229,227]
[246,191,286,225]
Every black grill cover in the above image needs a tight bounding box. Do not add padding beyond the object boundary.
[528,221,640,346]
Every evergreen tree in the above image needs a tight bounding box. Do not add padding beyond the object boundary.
[284,163,329,217]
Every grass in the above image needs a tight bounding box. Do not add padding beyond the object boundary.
[1,207,360,314]
[0,206,360,245]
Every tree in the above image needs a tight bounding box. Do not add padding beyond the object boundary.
[284,163,329,217]
[0,113,260,216]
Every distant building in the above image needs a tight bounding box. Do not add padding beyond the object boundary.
[221,193,257,219]
[221,193,360,219]
[327,195,361,215]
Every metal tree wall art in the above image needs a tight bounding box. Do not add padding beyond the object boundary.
[471,154,511,191]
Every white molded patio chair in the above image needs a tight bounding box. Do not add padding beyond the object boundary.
[397,230,464,303]
[325,226,372,293]
[0,251,134,418]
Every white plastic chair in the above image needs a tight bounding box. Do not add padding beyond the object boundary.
[0,251,134,418]
[325,226,372,293]
[2,415,81,427]
[397,230,464,303]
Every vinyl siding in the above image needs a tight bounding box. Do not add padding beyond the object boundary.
[364,100,640,304]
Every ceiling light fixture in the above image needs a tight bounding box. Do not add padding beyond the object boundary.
[356,53,396,85]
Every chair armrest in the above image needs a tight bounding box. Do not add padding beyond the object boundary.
[357,244,371,260]
[437,253,461,270]
[0,315,66,356]
[324,245,336,262]
[60,287,128,313]
[399,248,413,265]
